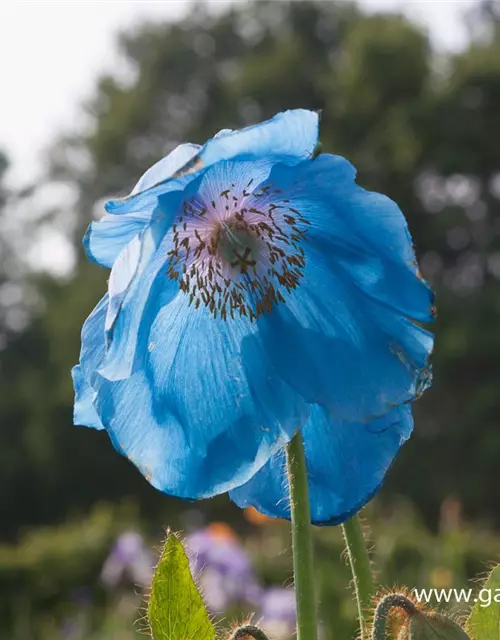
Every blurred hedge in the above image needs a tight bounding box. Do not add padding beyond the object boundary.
[0,503,140,639]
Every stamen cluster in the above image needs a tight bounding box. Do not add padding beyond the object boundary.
[166,180,309,321]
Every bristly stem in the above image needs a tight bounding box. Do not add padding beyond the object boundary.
[286,432,318,640]
[342,515,375,640]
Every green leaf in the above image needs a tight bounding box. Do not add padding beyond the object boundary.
[148,531,215,640]
[467,564,500,640]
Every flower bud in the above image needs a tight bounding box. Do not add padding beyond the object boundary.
[397,611,471,639]
[230,625,270,640]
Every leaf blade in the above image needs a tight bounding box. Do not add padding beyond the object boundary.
[148,532,215,640]
[467,564,500,640]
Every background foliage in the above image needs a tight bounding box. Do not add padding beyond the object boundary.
[1,1,500,638]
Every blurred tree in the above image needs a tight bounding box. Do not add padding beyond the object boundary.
[1,0,500,536]
[480,0,500,18]
[0,152,13,341]
[397,10,500,523]
[0,153,30,343]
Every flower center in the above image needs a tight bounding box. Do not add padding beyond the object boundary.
[166,181,309,321]
[214,221,259,273]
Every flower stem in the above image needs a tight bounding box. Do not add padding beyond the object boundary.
[286,432,318,640]
[342,515,375,640]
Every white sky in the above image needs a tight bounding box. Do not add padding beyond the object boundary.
[0,0,481,278]
[0,0,479,187]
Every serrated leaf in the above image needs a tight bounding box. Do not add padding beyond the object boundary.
[466,564,500,640]
[148,532,215,640]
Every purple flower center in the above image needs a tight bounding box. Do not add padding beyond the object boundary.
[166,180,309,321]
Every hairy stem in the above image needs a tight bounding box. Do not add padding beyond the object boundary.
[286,432,318,640]
[342,515,375,639]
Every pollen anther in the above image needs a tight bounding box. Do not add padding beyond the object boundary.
[166,182,308,320]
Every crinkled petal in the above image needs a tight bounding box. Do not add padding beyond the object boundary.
[83,211,151,269]
[144,292,308,444]
[230,404,413,525]
[72,365,104,431]
[254,154,434,420]
[72,293,108,429]
[91,295,308,499]
[78,294,108,383]
[88,111,319,268]
[100,158,285,382]
[199,109,319,165]
[131,143,201,194]
[259,262,432,421]
[99,188,187,381]
[264,154,435,322]
[73,275,309,499]
[84,143,201,268]
[105,109,319,216]
[71,294,108,430]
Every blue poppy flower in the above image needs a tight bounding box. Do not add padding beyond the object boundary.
[73,109,434,524]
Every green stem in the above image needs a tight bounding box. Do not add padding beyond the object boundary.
[286,432,318,640]
[342,515,375,640]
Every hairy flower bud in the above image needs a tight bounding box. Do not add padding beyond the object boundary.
[371,593,470,640]
[397,611,470,640]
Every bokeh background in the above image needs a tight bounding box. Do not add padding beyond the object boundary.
[1,0,500,638]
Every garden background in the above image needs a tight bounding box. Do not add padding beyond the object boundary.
[1,1,500,638]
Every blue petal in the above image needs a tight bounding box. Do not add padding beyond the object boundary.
[99,188,187,381]
[200,109,319,165]
[255,154,434,420]
[260,264,432,421]
[105,110,319,216]
[131,143,201,194]
[99,158,288,382]
[92,296,308,499]
[74,266,309,499]
[83,211,151,269]
[266,154,435,322]
[84,143,201,268]
[145,292,307,444]
[72,365,104,431]
[230,404,413,525]
[72,294,108,429]
[90,110,318,265]
[78,294,108,382]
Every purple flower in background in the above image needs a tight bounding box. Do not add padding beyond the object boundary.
[60,618,83,640]
[185,523,261,612]
[101,531,154,588]
[259,587,297,638]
